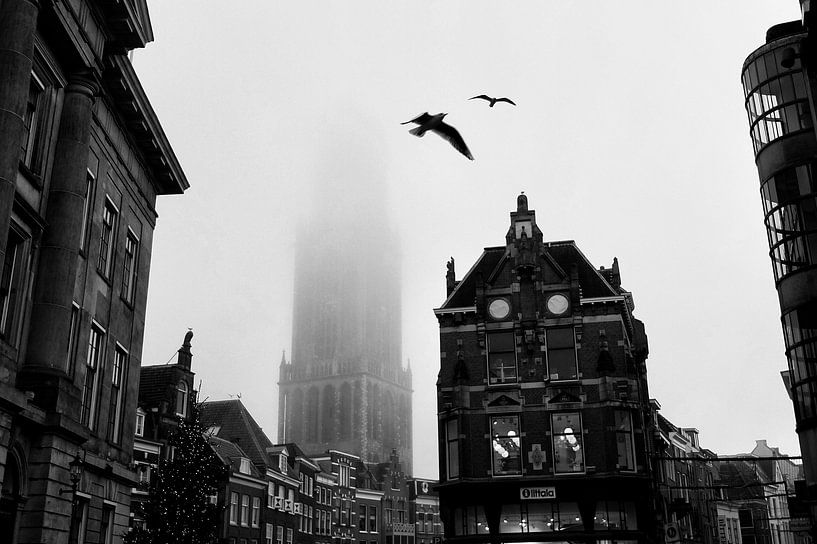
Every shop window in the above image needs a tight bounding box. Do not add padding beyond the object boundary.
[490,415,521,476]
[552,413,584,474]
[593,500,637,530]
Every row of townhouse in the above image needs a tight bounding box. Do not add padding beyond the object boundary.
[133,332,442,544]
[653,407,811,544]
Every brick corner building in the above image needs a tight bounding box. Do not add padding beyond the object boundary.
[435,194,655,543]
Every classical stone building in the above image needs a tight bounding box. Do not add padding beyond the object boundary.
[278,209,412,472]
[435,194,655,543]
[0,1,188,542]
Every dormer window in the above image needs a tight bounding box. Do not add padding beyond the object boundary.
[176,381,189,417]
[279,451,288,473]
[239,457,252,475]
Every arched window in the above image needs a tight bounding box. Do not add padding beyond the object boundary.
[176,381,189,417]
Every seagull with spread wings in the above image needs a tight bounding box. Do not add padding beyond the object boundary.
[469,94,517,107]
[401,112,474,160]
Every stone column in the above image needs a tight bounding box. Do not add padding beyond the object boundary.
[0,0,39,257]
[25,75,98,372]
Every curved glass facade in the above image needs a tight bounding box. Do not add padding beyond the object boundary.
[760,162,817,281]
[784,300,817,422]
[742,39,812,155]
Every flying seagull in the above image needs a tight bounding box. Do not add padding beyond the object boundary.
[469,94,517,107]
[401,112,474,160]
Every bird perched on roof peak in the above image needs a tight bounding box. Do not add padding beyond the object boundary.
[469,94,516,107]
[401,112,474,160]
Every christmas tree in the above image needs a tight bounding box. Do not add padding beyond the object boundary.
[125,403,224,544]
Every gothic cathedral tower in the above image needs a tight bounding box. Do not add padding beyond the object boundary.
[277,182,413,474]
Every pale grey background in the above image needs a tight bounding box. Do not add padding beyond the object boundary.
[134,1,800,478]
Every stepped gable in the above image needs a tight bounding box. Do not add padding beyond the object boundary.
[200,399,274,469]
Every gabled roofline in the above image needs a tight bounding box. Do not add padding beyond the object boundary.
[546,240,618,296]
[438,246,504,310]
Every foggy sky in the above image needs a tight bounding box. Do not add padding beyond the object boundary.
[137,1,803,478]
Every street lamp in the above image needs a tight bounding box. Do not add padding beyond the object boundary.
[60,451,84,542]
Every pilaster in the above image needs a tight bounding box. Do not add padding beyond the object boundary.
[20,74,98,412]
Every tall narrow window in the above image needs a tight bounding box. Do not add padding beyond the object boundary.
[369,506,377,533]
[122,230,139,303]
[445,418,459,479]
[81,325,104,428]
[230,492,239,525]
[359,505,367,532]
[614,410,636,471]
[276,526,284,544]
[101,504,115,544]
[241,494,250,526]
[66,303,80,374]
[80,169,95,252]
[487,331,517,384]
[75,497,89,544]
[108,346,128,444]
[98,198,118,278]
[490,415,521,476]
[135,409,145,437]
[0,224,30,345]
[552,412,584,474]
[176,381,189,417]
[546,327,578,381]
[252,497,260,527]
[21,74,46,173]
